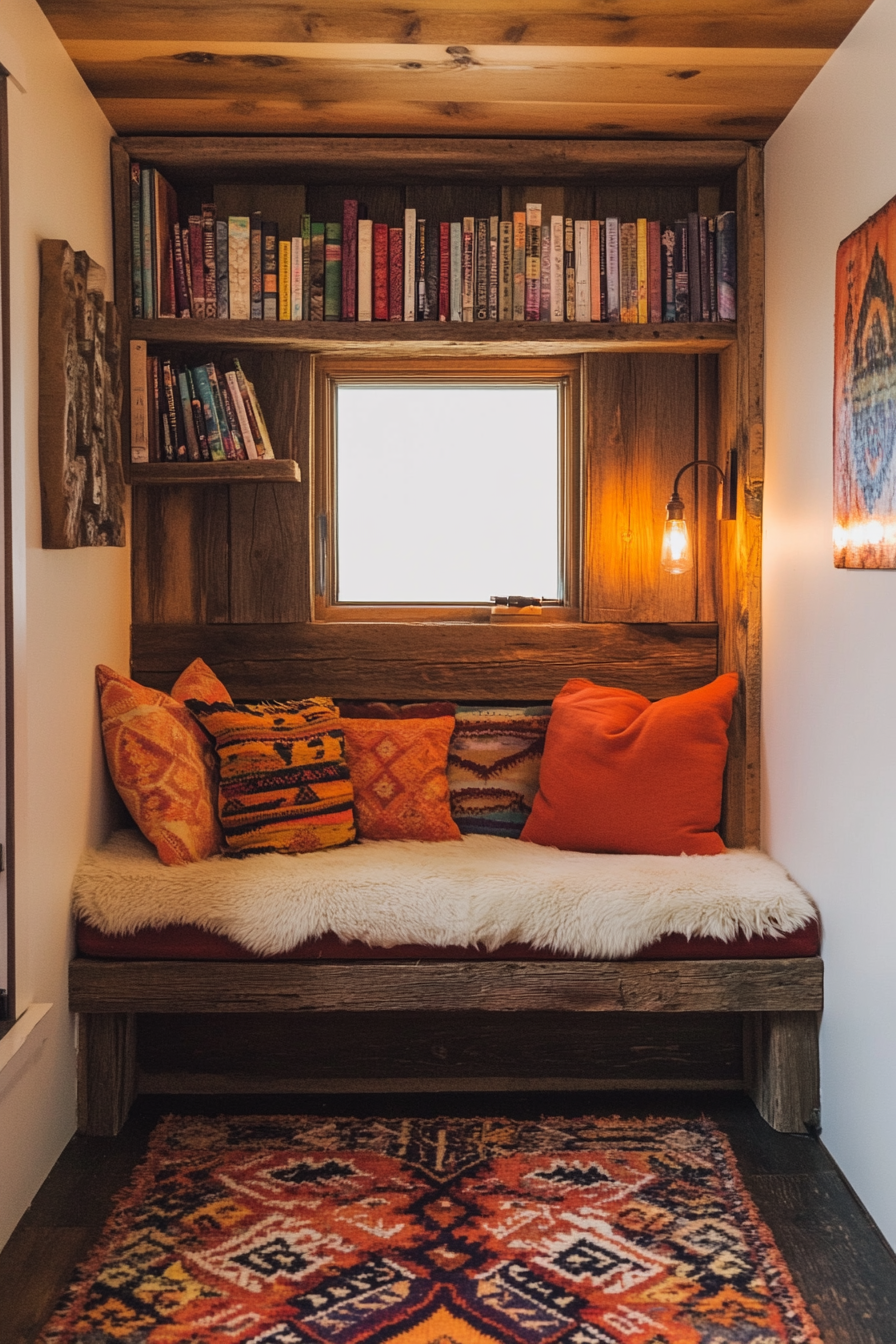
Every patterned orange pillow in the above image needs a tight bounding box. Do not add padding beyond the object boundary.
[96,665,223,865]
[171,657,232,706]
[341,716,461,842]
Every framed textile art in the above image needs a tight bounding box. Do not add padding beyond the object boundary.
[834,193,896,567]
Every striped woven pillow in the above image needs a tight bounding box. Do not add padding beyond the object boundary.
[448,705,551,838]
[186,697,355,855]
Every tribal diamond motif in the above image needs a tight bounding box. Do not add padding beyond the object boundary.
[39,1115,822,1344]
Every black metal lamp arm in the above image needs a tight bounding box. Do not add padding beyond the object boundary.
[666,453,738,522]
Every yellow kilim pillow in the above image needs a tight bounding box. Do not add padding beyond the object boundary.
[186,697,355,855]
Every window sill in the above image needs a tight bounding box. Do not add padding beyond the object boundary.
[0,1003,53,1083]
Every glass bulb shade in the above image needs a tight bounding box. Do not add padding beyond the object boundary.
[661,518,693,574]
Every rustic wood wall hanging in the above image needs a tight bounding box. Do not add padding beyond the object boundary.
[39,238,126,548]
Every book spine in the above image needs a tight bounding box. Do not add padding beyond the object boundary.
[699,215,710,321]
[450,222,462,322]
[291,235,303,320]
[301,213,312,321]
[525,203,542,321]
[262,221,279,320]
[214,219,229,319]
[389,227,404,321]
[202,203,217,319]
[564,217,575,322]
[153,174,168,317]
[129,339,149,462]
[342,199,358,321]
[148,357,160,461]
[158,373,174,461]
[647,219,662,323]
[674,219,690,321]
[605,217,620,321]
[589,220,601,322]
[707,216,718,321]
[489,216,499,321]
[206,364,239,459]
[191,364,226,460]
[599,221,608,321]
[218,373,248,458]
[324,221,342,321]
[687,212,701,322]
[636,217,648,323]
[188,215,205,318]
[172,223,190,319]
[498,221,512,321]
[575,220,591,322]
[549,215,564,322]
[661,224,676,321]
[416,218,427,320]
[162,359,186,459]
[462,216,474,322]
[512,212,526,321]
[310,223,325,320]
[373,222,389,320]
[475,218,488,321]
[230,358,265,458]
[403,208,416,321]
[185,368,210,461]
[620,221,638,323]
[716,210,737,320]
[245,375,275,458]
[181,229,194,316]
[130,160,143,319]
[140,170,155,319]
[177,370,201,461]
[439,221,450,321]
[357,219,373,322]
[225,370,258,459]
[228,217,250,321]
[540,225,551,321]
[279,240,291,320]
[425,218,440,322]
[250,211,263,320]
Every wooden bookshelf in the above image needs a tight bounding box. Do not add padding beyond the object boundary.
[131,460,301,485]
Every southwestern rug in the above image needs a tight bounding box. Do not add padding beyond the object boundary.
[39,1115,822,1344]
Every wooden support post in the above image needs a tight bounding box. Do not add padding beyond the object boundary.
[744,1011,820,1134]
[77,1013,137,1137]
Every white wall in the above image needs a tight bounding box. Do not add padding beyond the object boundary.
[0,0,130,1248]
[764,0,896,1249]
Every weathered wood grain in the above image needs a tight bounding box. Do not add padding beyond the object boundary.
[228,483,306,623]
[744,1011,820,1133]
[131,460,302,483]
[70,958,823,1015]
[129,621,719,700]
[76,1013,136,1137]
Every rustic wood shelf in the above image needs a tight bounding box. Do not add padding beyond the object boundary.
[131,459,301,484]
[133,318,737,356]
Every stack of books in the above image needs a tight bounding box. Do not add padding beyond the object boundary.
[131,165,736,325]
[129,346,275,464]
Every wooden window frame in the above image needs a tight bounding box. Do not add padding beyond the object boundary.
[0,69,12,1031]
[312,354,582,623]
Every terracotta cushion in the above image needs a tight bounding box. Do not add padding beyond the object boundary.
[341,716,461,842]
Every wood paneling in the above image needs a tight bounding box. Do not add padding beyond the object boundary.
[71,957,823,1015]
[130,621,718,701]
[76,1013,137,1138]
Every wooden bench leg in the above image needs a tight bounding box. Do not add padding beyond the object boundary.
[744,1011,820,1133]
[77,1013,137,1137]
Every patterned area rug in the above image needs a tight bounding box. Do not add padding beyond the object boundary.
[40,1115,822,1344]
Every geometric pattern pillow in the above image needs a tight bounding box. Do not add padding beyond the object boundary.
[186,698,355,855]
[171,657,233,706]
[96,665,223,866]
[447,705,551,838]
[340,716,461,842]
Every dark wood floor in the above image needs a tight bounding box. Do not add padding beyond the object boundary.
[1,1091,895,1344]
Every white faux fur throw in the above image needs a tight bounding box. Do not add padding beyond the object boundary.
[72,829,817,960]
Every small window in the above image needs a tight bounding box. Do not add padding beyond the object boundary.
[314,357,579,619]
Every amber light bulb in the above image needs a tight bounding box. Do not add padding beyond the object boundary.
[660,492,693,575]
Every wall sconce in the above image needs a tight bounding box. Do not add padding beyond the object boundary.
[661,452,738,575]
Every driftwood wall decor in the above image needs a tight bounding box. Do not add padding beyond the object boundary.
[39,238,126,548]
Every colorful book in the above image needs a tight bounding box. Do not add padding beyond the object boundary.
[206,363,239,459]
[148,356,160,460]
[450,222,462,322]
[279,239,291,320]
[162,360,186,458]
[499,220,512,321]
[403,208,416,321]
[590,220,601,322]
[225,369,258,459]
[185,367,210,460]
[342,199,358,321]
[540,226,551,321]
[188,214,205,319]
[290,235,303,321]
[324,222,342,321]
[246,377,275,458]
[574,221,590,322]
[262,221,279,320]
[215,218,229,320]
[172,223,191,319]
[181,229,194,316]
[512,212,526,321]
[389,226,404,321]
[129,339,149,462]
[525,204,542,321]
[598,220,608,322]
[373,222,389,320]
[489,216,500,321]
[707,216,718,322]
[228,217,250,320]
[301,213,311,321]
[153,173,175,318]
[462,216,474,322]
[416,219,427,320]
[564,217,575,322]
[425,218,440,322]
[699,215,711,321]
[605,217,620,322]
[177,370,201,461]
[716,210,736,320]
[231,358,266,457]
[357,218,373,322]
[619,221,638,323]
[130,160,143,319]
[674,219,690,321]
[550,215,564,322]
[687,213,701,322]
[475,218,488,321]
[661,225,676,322]
[439,221,451,321]
[309,223,325,321]
[140,169,155,319]
[636,217,648,323]
[648,220,662,323]
[218,373,248,458]
[201,203,217,319]
[250,212,263,320]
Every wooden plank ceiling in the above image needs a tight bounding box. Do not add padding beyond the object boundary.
[39,1,873,140]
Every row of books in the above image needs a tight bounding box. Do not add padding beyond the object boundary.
[131,166,737,325]
[129,344,275,464]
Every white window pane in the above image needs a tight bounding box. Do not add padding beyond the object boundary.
[335,384,560,603]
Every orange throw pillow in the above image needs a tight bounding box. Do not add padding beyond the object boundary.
[96,665,223,865]
[341,717,462,842]
[171,657,232,706]
[521,674,738,856]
